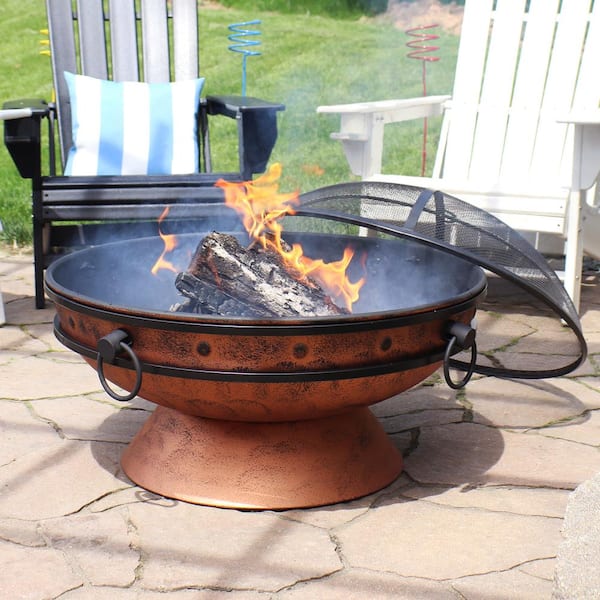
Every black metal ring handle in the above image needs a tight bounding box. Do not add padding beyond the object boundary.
[96,331,142,401]
[443,335,477,390]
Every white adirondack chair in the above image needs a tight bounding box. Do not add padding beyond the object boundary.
[317,0,600,311]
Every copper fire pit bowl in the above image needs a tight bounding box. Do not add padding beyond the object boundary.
[46,231,486,509]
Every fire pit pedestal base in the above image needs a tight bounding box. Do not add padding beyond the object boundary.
[121,405,403,510]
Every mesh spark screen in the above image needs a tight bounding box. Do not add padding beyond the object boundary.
[295,181,586,379]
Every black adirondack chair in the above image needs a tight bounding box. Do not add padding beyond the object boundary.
[2,0,284,308]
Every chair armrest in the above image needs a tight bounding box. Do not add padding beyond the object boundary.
[206,95,285,117]
[317,95,450,123]
[317,96,450,178]
[0,107,34,120]
[206,95,285,180]
[317,96,450,120]
[557,110,600,125]
[2,98,49,118]
[558,110,600,190]
[2,99,51,179]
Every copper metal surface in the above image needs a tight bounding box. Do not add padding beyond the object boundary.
[121,405,403,510]
[58,303,476,421]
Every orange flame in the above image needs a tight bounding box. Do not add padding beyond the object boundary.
[150,207,179,275]
[216,163,365,311]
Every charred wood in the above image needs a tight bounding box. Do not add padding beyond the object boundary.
[171,232,345,317]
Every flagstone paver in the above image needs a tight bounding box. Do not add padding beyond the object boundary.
[0,440,124,520]
[1,400,60,464]
[405,422,600,489]
[2,246,600,598]
[0,518,46,547]
[371,383,460,416]
[276,569,458,599]
[31,395,151,443]
[334,499,563,580]
[40,509,139,587]
[466,377,596,429]
[400,484,570,518]
[0,540,83,599]
[0,355,102,399]
[61,590,244,600]
[452,567,555,599]
[128,502,342,592]
[536,410,600,446]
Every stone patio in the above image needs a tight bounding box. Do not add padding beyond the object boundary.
[1,246,600,599]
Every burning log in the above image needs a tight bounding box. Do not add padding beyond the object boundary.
[172,232,347,317]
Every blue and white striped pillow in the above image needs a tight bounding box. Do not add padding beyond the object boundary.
[64,72,205,176]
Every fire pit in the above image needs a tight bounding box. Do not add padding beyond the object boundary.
[46,226,486,509]
[44,177,588,509]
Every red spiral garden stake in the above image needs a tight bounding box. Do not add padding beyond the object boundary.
[406,24,440,176]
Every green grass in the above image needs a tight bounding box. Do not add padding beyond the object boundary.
[0,2,458,247]
[219,0,364,18]
[0,0,51,247]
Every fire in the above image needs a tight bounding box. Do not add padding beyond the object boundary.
[150,207,179,275]
[216,163,365,311]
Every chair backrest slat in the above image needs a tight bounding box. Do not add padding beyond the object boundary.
[141,0,171,82]
[499,0,559,181]
[47,0,201,168]
[108,0,139,81]
[468,0,528,182]
[76,0,108,79]
[46,0,78,161]
[441,0,494,179]
[529,0,591,181]
[572,1,600,110]
[173,0,199,80]
[573,1,600,110]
